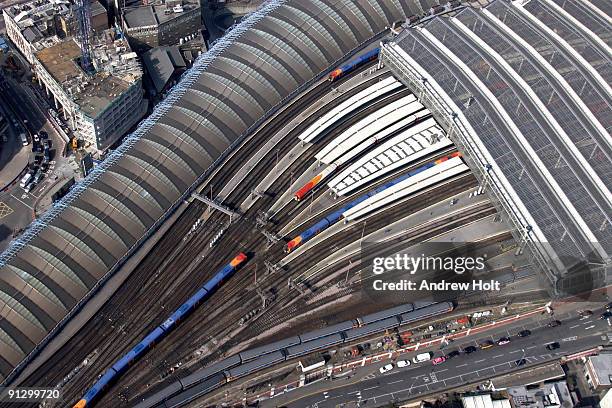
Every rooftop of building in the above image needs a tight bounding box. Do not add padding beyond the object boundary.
[3,0,70,23]
[141,45,186,93]
[587,353,612,386]
[35,31,142,118]
[507,381,574,408]
[123,0,200,29]
[388,0,612,286]
[461,394,511,408]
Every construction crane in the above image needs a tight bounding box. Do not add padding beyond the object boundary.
[75,0,94,73]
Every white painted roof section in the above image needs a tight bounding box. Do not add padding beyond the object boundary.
[316,95,424,165]
[328,117,453,196]
[299,76,403,143]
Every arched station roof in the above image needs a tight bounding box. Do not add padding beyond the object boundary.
[0,0,439,382]
[383,0,611,289]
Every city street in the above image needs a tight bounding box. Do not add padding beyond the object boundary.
[266,306,610,407]
[0,61,78,250]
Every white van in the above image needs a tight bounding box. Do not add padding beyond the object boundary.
[19,173,32,188]
[412,352,432,363]
[20,133,28,146]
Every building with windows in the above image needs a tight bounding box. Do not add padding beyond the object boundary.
[32,33,146,154]
[2,0,72,64]
[584,352,612,392]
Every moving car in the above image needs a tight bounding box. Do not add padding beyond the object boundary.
[397,360,411,368]
[379,364,394,374]
[546,342,560,350]
[517,330,531,337]
[579,310,593,317]
[479,340,494,349]
[497,337,511,345]
[432,356,446,365]
[515,358,527,366]
[463,346,478,354]
[547,320,561,328]
[600,311,612,320]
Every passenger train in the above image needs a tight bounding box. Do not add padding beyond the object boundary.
[73,253,248,408]
[286,152,462,253]
[328,48,380,81]
[134,301,454,408]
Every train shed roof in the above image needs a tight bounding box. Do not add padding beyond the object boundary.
[386,0,611,289]
[0,0,440,383]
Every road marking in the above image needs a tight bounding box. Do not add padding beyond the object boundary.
[526,346,537,350]
[474,359,485,363]
[456,363,468,367]
[11,194,33,210]
[509,349,521,353]
[493,354,504,358]
[585,325,596,330]
[388,380,403,385]
[562,336,578,342]
[363,386,378,391]
[0,202,13,218]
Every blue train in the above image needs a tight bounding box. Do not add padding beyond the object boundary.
[73,253,249,408]
[286,153,461,252]
[328,48,380,82]
[133,301,454,408]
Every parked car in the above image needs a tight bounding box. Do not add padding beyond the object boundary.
[432,356,446,365]
[546,342,560,350]
[547,320,561,328]
[446,350,461,359]
[413,352,432,363]
[39,130,48,139]
[33,134,40,142]
[463,346,478,354]
[479,340,495,349]
[33,170,43,184]
[497,337,511,345]
[19,173,32,188]
[397,360,411,368]
[379,364,394,374]
[517,330,531,337]
[24,181,35,193]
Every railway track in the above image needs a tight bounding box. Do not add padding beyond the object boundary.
[21,63,390,406]
[120,176,484,405]
[19,61,493,408]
